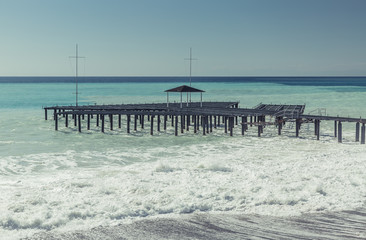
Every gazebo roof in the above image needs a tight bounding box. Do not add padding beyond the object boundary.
[165,85,205,93]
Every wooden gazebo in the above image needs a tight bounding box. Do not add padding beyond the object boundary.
[165,85,205,108]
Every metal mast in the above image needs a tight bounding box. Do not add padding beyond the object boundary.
[69,44,85,106]
[184,47,197,102]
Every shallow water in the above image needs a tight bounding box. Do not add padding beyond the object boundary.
[0,77,365,239]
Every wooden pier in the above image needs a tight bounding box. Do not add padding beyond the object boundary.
[44,101,366,144]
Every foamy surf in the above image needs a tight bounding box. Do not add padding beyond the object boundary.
[23,209,366,240]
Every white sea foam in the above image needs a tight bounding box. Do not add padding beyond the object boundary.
[1,81,366,239]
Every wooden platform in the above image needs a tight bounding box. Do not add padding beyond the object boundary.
[44,102,366,144]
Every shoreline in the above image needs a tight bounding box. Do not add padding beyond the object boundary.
[24,207,366,240]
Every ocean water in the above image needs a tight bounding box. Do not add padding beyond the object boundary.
[0,77,366,239]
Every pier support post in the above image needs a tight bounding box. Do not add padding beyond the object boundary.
[87,114,90,130]
[118,114,121,129]
[314,120,318,136]
[194,115,197,133]
[356,122,360,142]
[206,116,209,134]
[361,123,365,144]
[210,115,213,133]
[53,109,56,120]
[45,109,48,120]
[74,114,77,127]
[250,116,253,127]
[203,116,206,135]
[134,115,138,131]
[334,121,337,137]
[316,120,320,140]
[78,115,81,132]
[127,115,131,133]
[101,115,105,133]
[224,117,228,134]
[164,115,167,131]
[214,116,217,129]
[150,116,154,135]
[295,119,300,137]
[338,121,342,143]
[55,114,58,131]
[141,115,144,129]
[175,116,178,136]
[157,115,161,132]
[277,117,282,135]
[96,114,99,127]
[258,124,261,137]
[109,114,113,131]
[181,115,184,134]
[65,114,69,128]
[241,117,245,136]
[171,115,174,127]
[230,117,233,137]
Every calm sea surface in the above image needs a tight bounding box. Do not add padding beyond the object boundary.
[0,77,365,239]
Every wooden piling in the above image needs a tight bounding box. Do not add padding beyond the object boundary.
[241,117,245,136]
[194,115,197,133]
[65,114,69,128]
[96,114,99,127]
[203,116,206,135]
[175,115,178,136]
[55,114,58,131]
[150,115,154,135]
[78,115,81,132]
[317,120,320,140]
[134,115,138,131]
[338,121,342,143]
[164,115,167,131]
[181,115,184,134]
[87,114,90,130]
[361,123,365,144]
[118,114,121,129]
[74,114,77,127]
[295,119,300,137]
[101,115,105,133]
[109,114,113,131]
[206,116,209,134]
[356,122,360,142]
[127,115,131,133]
[141,115,144,129]
[45,109,48,120]
[314,120,317,136]
[157,115,161,132]
[224,117,228,133]
[230,117,233,137]
[334,121,337,137]
[210,115,213,132]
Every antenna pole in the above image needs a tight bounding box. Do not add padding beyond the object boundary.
[76,44,78,106]
[184,47,197,102]
[189,47,192,86]
[70,44,85,106]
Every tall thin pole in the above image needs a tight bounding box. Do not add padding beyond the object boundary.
[70,44,85,106]
[189,47,192,87]
[76,44,79,106]
[185,48,197,102]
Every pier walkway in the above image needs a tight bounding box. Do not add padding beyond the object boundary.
[44,101,366,144]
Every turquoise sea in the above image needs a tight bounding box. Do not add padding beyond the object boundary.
[0,77,366,239]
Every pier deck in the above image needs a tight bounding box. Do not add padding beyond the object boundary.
[44,102,366,144]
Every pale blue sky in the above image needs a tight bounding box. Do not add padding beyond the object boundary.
[0,0,365,76]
